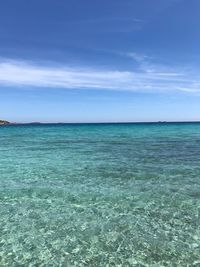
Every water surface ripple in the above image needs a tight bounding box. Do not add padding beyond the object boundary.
[0,123,200,266]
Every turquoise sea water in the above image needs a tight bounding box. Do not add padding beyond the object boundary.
[1,123,200,266]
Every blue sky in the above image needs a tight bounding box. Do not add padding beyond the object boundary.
[0,0,200,122]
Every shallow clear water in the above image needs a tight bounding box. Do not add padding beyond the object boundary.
[1,123,200,266]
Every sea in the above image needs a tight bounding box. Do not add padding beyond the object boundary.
[0,123,200,266]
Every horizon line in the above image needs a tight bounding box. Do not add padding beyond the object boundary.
[2,120,200,125]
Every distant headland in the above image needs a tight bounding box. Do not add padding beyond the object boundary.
[0,120,10,125]
[0,120,42,126]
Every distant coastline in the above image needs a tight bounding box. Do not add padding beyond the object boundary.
[1,119,200,126]
[0,120,10,125]
[0,120,43,126]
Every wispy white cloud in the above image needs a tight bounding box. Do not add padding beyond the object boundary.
[0,59,199,94]
[69,17,144,33]
[121,52,149,63]
[71,17,143,24]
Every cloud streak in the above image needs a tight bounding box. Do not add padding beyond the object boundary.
[68,17,144,33]
[0,59,199,93]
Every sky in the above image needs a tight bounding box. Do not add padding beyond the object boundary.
[0,0,200,122]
